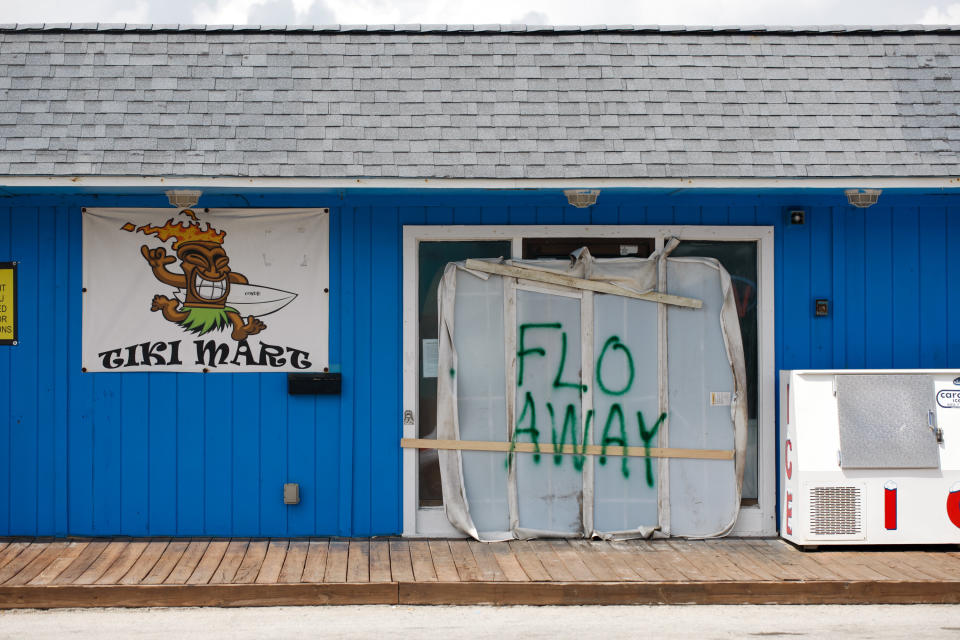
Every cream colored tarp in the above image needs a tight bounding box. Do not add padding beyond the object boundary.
[436,246,747,541]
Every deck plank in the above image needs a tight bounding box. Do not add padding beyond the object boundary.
[714,539,779,581]
[672,540,741,581]
[0,543,45,584]
[671,540,732,581]
[800,546,866,580]
[95,541,151,585]
[208,540,248,584]
[549,540,600,581]
[73,541,129,585]
[388,540,415,582]
[278,540,309,584]
[51,541,111,585]
[818,551,889,581]
[118,540,170,585]
[528,541,575,581]
[323,540,349,583]
[27,541,89,585]
[27,540,90,586]
[571,540,640,581]
[231,540,269,585]
[4,541,69,586]
[896,551,960,581]
[920,551,960,579]
[140,540,191,585]
[507,541,552,581]
[300,539,328,583]
[641,540,708,581]
[255,540,290,585]
[633,540,699,581]
[885,551,947,580]
[0,541,30,571]
[854,552,920,581]
[569,540,628,581]
[488,542,530,582]
[165,540,212,585]
[761,541,854,580]
[1,536,960,608]
[741,540,821,580]
[345,540,369,583]
[468,541,507,582]
[732,540,801,580]
[448,540,481,582]
[408,541,438,582]
[426,541,460,582]
[607,540,669,581]
[748,540,818,579]
[186,540,230,585]
[368,541,392,583]
[865,552,939,581]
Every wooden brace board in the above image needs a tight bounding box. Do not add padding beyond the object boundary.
[401,438,734,461]
[463,259,703,309]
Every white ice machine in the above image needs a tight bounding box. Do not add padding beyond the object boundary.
[781,370,960,546]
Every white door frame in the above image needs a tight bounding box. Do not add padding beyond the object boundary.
[402,224,776,537]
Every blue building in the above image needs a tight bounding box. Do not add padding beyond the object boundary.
[0,24,958,539]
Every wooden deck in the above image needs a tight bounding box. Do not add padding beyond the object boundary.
[1,537,960,607]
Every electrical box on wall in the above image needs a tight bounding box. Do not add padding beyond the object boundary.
[781,370,960,547]
[288,372,341,395]
[283,483,300,505]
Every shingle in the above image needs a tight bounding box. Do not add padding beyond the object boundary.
[0,27,959,178]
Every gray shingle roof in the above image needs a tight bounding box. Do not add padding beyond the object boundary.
[1,25,958,179]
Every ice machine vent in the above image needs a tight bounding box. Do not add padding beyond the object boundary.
[808,485,863,536]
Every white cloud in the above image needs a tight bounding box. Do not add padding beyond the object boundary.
[0,0,949,26]
[247,0,297,24]
[193,0,259,24]
[512,11,549,25]
[299,0,336,24]
[918,3,960,23]
[243,0,335,24]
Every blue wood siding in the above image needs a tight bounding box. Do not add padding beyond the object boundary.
[0,189,958,536]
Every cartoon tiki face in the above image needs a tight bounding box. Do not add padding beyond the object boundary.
[123,209,267,341]
[177,240,233,309]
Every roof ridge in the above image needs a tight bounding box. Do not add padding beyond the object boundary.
[0,23,959,35]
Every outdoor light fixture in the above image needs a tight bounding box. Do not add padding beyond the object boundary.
[165,189,203,208]
[564,189,600,208]
[844,189,882,208]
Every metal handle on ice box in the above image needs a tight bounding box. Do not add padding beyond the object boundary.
[929,409,944,444]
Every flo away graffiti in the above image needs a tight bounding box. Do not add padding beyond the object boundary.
[505,322,666,487]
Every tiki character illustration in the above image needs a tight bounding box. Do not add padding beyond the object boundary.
[122,209,293,341]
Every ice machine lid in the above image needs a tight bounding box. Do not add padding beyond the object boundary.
[836,374,941,469]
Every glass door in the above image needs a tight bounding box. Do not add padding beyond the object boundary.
[670,240,759,504]
[416,241,512,509]
[403,225,775,537]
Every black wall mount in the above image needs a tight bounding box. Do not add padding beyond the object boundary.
[288,372,342,395]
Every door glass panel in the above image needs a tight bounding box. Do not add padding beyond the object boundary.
[666,260,739,534]
[514,289,584,534]
[670,240,759,502]
[418,240,512,507]
[454,270,510,533]
[592,294,659,531]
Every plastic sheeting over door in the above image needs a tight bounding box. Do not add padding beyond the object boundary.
[436,248,747,540]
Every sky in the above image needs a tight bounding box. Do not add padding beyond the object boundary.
[0,0,959,27]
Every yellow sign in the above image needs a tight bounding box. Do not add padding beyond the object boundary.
[0,262,16,345]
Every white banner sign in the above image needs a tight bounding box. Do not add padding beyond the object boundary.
[83,208,329,373]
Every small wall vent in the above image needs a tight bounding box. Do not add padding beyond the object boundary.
[807,484,865,539]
